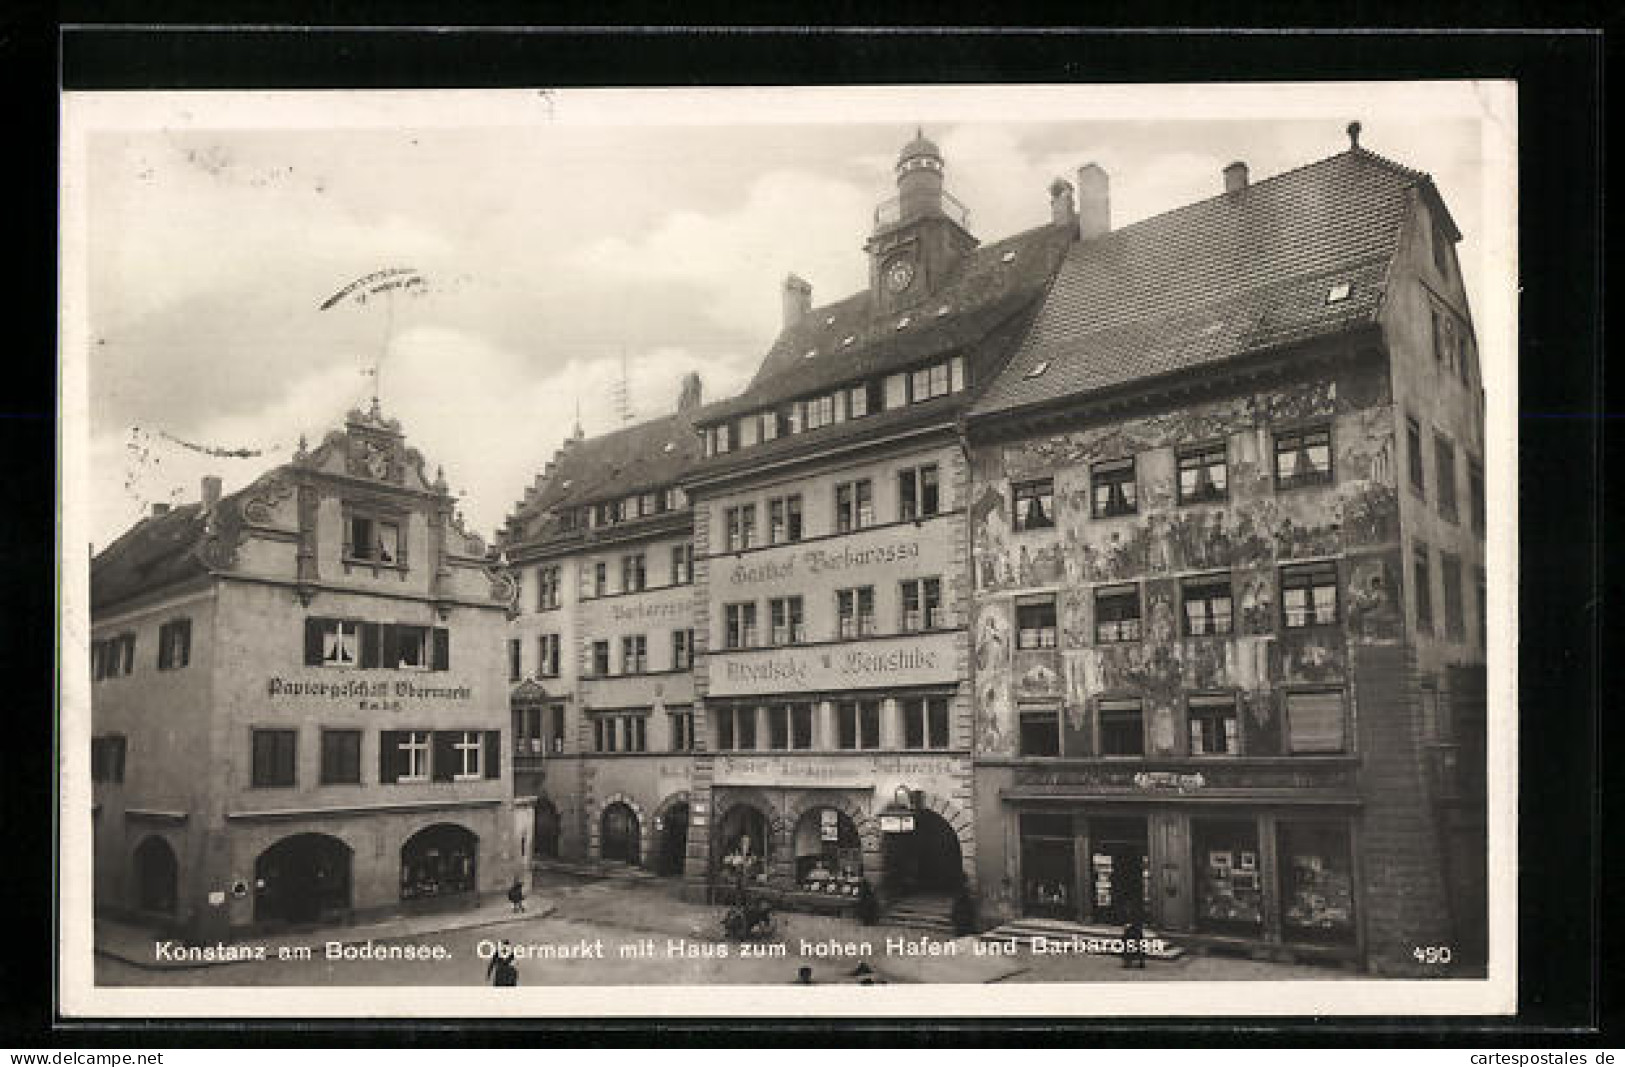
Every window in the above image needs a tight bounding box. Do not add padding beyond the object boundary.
[97,632,136,679]
[549,705,567,754]
[320,729,362,784]
[1275,426,1334,490]
[835,480,874,532]
[1281,563,1339,628]
[1188,695,1239,756]
[591,640,610,676]
[1432,224,1451,277]
[1182,574,1234,636]
[638,492,658,517]
[1413,544,1433,632]
[1442,553,1465,640]
[716,706,756,751]
[346,513,401,564]
[672,629,692,671]
[846,382,880,420]
[1475,567,1488,650]
[1012,478,1054,531]
[304,619,450,670]
[1019,710,1060,757]
[622,554,647,593]
[836,587,876,639]
[837,701,880,750]
[1406,417,1426,495]
[390,625,432,670]
[898,465,940,521]
[790,704,814,750]
[664,487,683,512]
[90,735,127,783]
[769,495,803,544]
[537,565,561,610]
[724,603,758,649]
[671,542,694,585]
[902,696,951,749]
[251,729,297,788]
[1178,444,1228,504]
[768,705,791,750]
[1098,699,1144,756]
[157,619,191,671]
[909,361,951,402]
[1435,434,1458,522]
[516,706,542,755]
[669,708,695,752]
[508,638,522,682]
[593,716,646,755]
[621,634,647,674]
[593,562,608,597]
[316,619,360,667]
[725,505,757,552]
[1286,689,1346,753]
[804,394,836,430]
[1468,458,1485,534]
[538,633,561,677]
[1091,458,1138,518]
[769,596,806,645]
[900,577,943,632]
[1095,585,1142,644]
[1016,597,1058,649]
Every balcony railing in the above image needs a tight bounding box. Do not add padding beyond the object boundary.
[873,189,970,231]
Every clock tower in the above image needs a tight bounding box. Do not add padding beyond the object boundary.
[865,129,979,314]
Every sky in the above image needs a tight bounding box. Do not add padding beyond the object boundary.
[64,84,1512,553]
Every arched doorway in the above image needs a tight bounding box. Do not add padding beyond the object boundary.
[254,833,352,925]
[882,809,964,898]
[600,803,640,865]
[655,803,689,876]
[133,836,177,914]
[532,799,561,860]
[713,802,770,885]
[791,807,863,896]
[400,823,479,901]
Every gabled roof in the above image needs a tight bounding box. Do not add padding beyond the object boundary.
[970,147,1427,420]
[91,498,226,613]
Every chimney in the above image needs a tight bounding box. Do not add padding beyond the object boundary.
[781,274,812,331]
[201,475,222,510]
[1049,178,1076,229]
[1224,161,1249,194]
[1076,164,1110,240]
[150,502,170,518]
[677,371,704,412]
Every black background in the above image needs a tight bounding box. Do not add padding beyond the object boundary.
[3,9,1611,1047]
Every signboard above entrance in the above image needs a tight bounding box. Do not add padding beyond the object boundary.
[708,631,958,697]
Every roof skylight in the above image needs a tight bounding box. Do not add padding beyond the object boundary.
[842,335,856,347]
[825,315,836,326]
[1001,250,1018,263]
[936,304,951,317]
[1025,360,1051,379]
[1326,282,1352,304]
[662,442,676,453]
[895,316,911,330]
[804,348,818,359]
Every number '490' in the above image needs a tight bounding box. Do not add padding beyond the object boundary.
[1413,946,1454,964]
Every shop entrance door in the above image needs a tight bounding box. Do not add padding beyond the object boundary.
[1089,817,1149,926]
[657,803,689,876]
[133,836,177,914]
[254,833,352,926]
[532,799,560,859]
[601,803,640,865]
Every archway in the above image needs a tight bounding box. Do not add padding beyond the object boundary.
[532,799,560,860]
[882,809,964,899]
[791,807,863,895]
[655,803,690,876]
[133,836,177,914]
[400,823,479,901]
[713,801,771,885]
[600,802,640,865]
[254,833,352,925]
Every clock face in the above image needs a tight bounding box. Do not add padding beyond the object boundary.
[885,257,916,293]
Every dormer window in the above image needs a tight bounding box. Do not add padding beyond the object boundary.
[1001,250,1017,263]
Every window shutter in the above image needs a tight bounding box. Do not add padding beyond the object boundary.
[379,731,399,784]
[484,730,501,779]
[1287,690,1345,753]
[304,618,326,666]
[433,628,450,671]
[432,732,455,782]
[358,623,380,668]
[381,625,400,670]
[157,627,170,671]
[177,620,191,668]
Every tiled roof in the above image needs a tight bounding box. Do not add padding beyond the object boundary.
[970,148,1426,419]
[91,498,222,612]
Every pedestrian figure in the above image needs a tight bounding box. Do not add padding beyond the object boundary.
[795,965,814,985]
[487,938,518,986]
[507,877,527,913]
[1122,917,1147,970]
[855,879,878,926]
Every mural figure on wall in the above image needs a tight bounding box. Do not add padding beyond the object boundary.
[971,485,1016,591]
[1345,554,1402,641]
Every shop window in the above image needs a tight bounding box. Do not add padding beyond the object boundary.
[835,479,874,532]
[622,553,647,593]
[157,618,191,671]
[1089,816,1151,925]
[1019,709,1061,757]
[1468,458,1485,535]
[507,638,522,682]
[1275,425,1334,490]
[1020,813,1075,919]
[837,700,880,750]
[621,634,647,674]
[1187,695,1239,756]
[1091,458,1138,518]
[592,562,607,597]
[1095,585,1142,644]
[1097,699,1144,757]
[668,708,695,752]
[1285,688,1346,754]
[1435,433,1458,522]
[1281,563,1338,628]
[90,735,127,783]
[346,512,401,565]
[1413,543,1433,632]
[769,495,803,544]
[898,464,940,522]
[1278,822,1356,945]
[770,596,806,645]
[725,602,758,649]
[400,824,478,901]
[1016,597,1058,649]
[1177,444,1228,505]
[836,587,876,639]
[900,577,943,632]
[539,633,561,677]
[591,640,610,677]
[379,730,431,783]
[251,729,297,788]
[1182,574,1234,636]
[791,704,814,750]
[795,808,864,892]
[1012,478,1055,531]
[1193,819,1264,935]
[671,542,695,585]
[672,629,692,671]
[1442,553,1465,640]
[902,695,951,749]
[725,505,756,552]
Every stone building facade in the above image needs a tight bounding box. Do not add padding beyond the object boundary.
[90,404,519,942]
